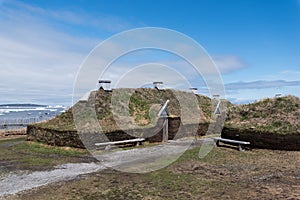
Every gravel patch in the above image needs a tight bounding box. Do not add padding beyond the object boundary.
[0,162,105,196]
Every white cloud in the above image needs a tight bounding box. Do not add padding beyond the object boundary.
[0,1,125,105]
[225,80,300,90]
[263,70,300,81]
[4,0,132,32]
[227,97,256,105]
[212,55,245,74]
[224,78,300,104]
[77,48,242,100]
[50,10,131,32]
[103,63,192,89]
[0,1,245,105]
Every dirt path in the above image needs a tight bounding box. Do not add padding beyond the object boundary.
[95,138,204,173]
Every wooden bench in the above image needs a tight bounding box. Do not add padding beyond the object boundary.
[213,137,250,151]
[95,138,146,150]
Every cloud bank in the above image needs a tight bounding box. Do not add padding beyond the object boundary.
[225,80,300,90]
[0,1,248,105]
[0,1,102,105]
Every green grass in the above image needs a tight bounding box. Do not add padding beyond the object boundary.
[13,141,86,156]
[19,156,53,166]
[0,136,25,144]
[0,138,88,171]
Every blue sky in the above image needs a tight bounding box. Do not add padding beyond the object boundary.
[0,0,299,105]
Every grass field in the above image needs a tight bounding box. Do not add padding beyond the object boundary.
[0,137,92,175]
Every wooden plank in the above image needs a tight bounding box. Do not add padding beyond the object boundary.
[213,137,250,145]
[95,138,145,146]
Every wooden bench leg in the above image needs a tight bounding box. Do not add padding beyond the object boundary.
[215,140,220,147]
[105,145,111,150]
[238,144,245,151]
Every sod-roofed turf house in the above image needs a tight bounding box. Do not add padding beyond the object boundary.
[27,89,300,150]
[224,95,300,150]
[27,88,219,148]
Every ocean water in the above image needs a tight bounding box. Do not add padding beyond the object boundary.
[0,104,68,130]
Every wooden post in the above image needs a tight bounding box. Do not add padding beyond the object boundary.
[166,117,168,141]
[158,99,170,143]
[162,117,168,142]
